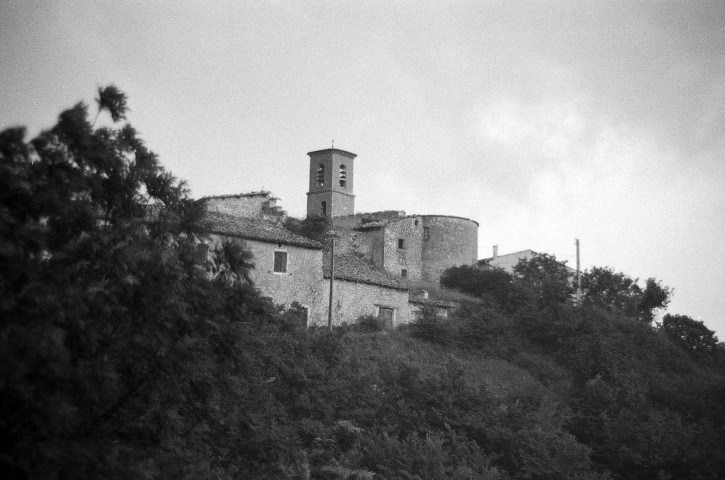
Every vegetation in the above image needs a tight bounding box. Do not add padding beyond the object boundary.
[285,214,331,242]
[1,89,724,479]
[581,266,671,323]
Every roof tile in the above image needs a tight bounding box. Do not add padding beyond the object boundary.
[204,213,322,249]
[323,253,407,290]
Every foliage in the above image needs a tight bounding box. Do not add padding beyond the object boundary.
[278,301,312,331]
[354,314,386,332]
[2,89,723,480]
[284,214,331,242]
[440,265,529,312]
[581,266,642,315]
[410,306,458,346]
[209,238,256,284]
[95,84,129,122]
[439,257,725,479]
[661,313,722,359]
[638,277,672,323]
[513,253,574,308]
[0,88,275,478]
[581,267,671,323]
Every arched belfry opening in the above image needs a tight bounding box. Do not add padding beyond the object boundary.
[306,148,357,218]
[339,165,347,187]
[316,163,325,186]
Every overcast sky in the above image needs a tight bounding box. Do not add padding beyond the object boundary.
[2,1,724,337]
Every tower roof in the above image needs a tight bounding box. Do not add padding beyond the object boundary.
[307,148,357,158]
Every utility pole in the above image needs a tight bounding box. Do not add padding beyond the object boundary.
[575,238,581,304]
[328,236,335,330]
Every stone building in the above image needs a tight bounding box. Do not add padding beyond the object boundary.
[307,148,356,218]
[203,211,326,324]
[477,247,575,276]
[477,248,539,273]
[200,192,413,327]
[322,253,409,327]
[306,147,479,285]
[197,147,482,327]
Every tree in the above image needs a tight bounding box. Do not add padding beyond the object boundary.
[441,265,510,299]
[661,314,720,357]
[581,267,671,323]
[638,277,671,323]
[513,253,574,308]
[440,264,535,313]
[0,87,277,478]
[94,84,128,123]
[581,266,642,316]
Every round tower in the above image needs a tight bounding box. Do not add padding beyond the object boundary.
[420,215,479,282]
[306,148,356,218]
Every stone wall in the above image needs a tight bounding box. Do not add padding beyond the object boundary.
[306,149,357,218]
[331,211,407,230]
[207,234,326,325]
[334,229,379,264]
[421,216,479,283]
[382,216,423,281]
[319,279,410,327]
[202,192,284,222]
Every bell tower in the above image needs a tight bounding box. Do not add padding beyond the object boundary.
[306,148,356,218]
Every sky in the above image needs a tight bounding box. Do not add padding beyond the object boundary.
[2,1,724,338]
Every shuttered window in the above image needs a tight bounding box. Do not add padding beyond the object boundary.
[273,250,288,273]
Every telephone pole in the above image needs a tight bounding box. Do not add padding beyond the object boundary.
[575,238,581,304]
[328,236,335,330]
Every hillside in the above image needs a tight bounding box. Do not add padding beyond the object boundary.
[2,88,724,480]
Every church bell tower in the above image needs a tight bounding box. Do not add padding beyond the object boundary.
[306,148,356,218]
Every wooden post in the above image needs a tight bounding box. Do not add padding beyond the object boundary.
[575,238,581,304]
[328,237,335,330]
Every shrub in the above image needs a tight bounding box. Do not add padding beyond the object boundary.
[354,314,385,333]
[410,307,457,346]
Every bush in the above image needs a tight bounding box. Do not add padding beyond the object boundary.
[354,314,385,333]
[410,307,457,346]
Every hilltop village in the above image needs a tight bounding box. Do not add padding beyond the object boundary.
[199,148,529,327]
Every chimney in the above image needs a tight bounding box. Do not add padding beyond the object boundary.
[493,245,498,258]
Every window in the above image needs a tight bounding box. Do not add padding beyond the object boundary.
[423,227,430,241]
[401,269,407,278]
[378,306,394,328]
[273,250,288,273]
[316,163,325,186]
[414,219,419,226]
[339,164,347,187]
[398,239,405,249]
[321,201,327,216]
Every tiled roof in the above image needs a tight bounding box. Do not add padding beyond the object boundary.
[323,253,408,290]
[417,214,479,226]
[199,191,272,200]
[204,213,322,250]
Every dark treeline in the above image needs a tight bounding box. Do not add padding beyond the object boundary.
[1,89,724,479]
